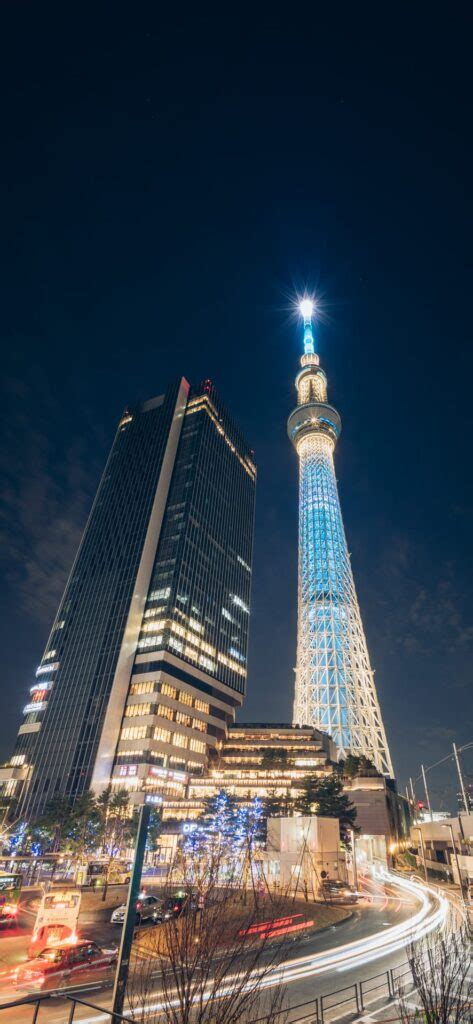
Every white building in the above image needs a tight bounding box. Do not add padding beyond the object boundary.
[262,815,345,896]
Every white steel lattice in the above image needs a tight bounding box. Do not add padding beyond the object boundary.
[293,431,393,776]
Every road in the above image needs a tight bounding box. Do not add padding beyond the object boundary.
[0,874,450,1024]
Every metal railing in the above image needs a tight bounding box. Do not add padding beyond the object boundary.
[248,940,462,1024]
[0,991,135,1023]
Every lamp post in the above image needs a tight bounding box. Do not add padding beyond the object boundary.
[350,828,358,890]
[414,826,428,883]
[112,804,150,1020]
[442,823,467,910]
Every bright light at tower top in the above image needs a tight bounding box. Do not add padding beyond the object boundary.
[299,298,314,320]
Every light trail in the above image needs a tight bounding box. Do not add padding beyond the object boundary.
[74,872,451,1024]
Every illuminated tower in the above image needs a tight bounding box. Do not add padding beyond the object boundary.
[288,301,393,776]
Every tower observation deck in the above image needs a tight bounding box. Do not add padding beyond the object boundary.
[288,301,393,776]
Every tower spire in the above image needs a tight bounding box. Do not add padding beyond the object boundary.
[299,298,315,355]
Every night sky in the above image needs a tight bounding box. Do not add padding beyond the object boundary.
[1,8,472,812]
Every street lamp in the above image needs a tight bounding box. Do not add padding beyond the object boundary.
[442,823,467,910]
[414,826,428,883]
[350,828,358,890]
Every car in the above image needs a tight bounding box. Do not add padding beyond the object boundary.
[13,941,117,993]
[161,890,198,919]
[111,893,164,925]
[318,880,358,904]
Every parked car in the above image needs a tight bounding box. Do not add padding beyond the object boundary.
[13,941,117,992]
[111,893,164,926]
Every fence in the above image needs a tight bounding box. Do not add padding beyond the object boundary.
[0,992,135,1023]
[249,939,459,1024]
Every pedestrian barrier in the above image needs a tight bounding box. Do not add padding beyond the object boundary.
[0,991,134,1023]
[359,968,393,1008]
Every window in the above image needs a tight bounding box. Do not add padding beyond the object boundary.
[160,682,177,700]
[190,738,206,754]
[176,711,191,727]
[44,650,56,660]
[229,647,246,663]
[232,595,249,614]
[157,704,174,721]
[120,726,148,740]
[173,733,188,749]
[169,638,183,653]
[142,619,166,632]
[130,680,155,695]
[199,655,215,672]
[192,718,206,732]
[138,635,163,649]
[178,689,193,707]
[10,754,26,766]
[149,587,171,601]
[194,699,209,714]
[124,703,151,718]
[153,727,171,743]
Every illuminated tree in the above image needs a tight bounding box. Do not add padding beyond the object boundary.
[295,774,357,847]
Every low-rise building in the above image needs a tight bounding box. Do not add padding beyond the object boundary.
[263,815,344,895]
[409,814,473,881]
[161,723,337,821]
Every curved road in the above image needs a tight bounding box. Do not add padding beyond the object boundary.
[0,874,449,1023]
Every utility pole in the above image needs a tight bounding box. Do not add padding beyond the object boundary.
[421,764,433,822]
[443,823,467,911]
[112,804,150,1021]
[453,743,470,815]
[409,777,417,818]
[414,826,428,884]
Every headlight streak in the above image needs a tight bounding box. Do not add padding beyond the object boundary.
[78,872,450,1024]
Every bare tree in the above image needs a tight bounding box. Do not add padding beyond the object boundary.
[125,844,295,1024]
[396,926,472,1024]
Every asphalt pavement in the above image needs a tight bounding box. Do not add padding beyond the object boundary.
[0,876,437,1024]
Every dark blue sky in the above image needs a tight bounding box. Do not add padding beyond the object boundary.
[1,7,472,811]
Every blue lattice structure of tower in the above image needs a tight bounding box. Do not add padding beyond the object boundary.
[287,306,393,776]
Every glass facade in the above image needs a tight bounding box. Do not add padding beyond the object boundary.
[3,377,256,817]
[12,385,183,816]
[133,382,255,694]
[110,382,256,804]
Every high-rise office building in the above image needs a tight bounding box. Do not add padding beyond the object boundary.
[288,301,393,776]
[1,379,256,816]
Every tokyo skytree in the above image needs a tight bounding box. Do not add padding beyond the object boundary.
[288,300,393,776]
